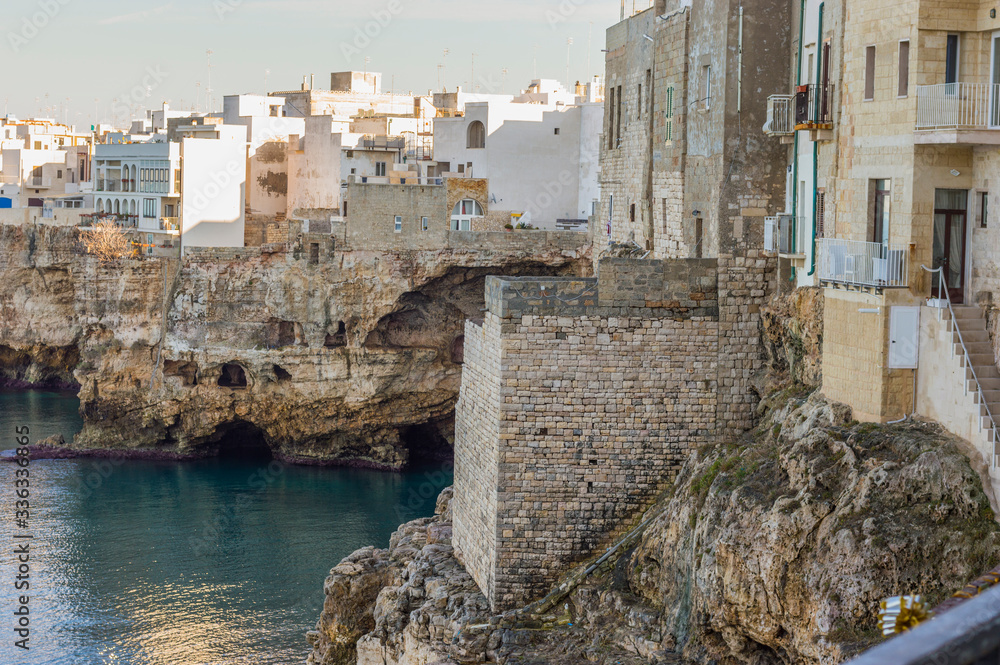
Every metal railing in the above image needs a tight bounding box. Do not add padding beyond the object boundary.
[96,180,121,192]
[360,135,406,151]
[817,238,909,288]
[764,215,796,253]
[916,82,1000,130]
[763,95,795,136]
[350,175,444,186]
[922,265,999,469]
[795,83,835,128]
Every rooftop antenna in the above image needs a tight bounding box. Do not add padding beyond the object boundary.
[566,38,574,88]
[533,44,538,79]
[502,68,509,94]
[471,53,476,92]
[437,64,444,92]
[442,48,449,90]
[587,22,593,77]
[621,0,625,20]
[264,68,270,96]
[206,49,214,113]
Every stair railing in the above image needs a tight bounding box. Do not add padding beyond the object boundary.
[922,265,999,468]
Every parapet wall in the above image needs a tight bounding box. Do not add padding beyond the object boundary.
[453,253,776,611]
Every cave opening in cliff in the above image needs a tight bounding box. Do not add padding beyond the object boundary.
[218,363,248,388]
[324,321,347,348]
[398,421,453,466]
[213,421,273,462]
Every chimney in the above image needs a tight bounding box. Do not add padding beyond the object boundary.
[302,75,308,91]
[311,73,315,90]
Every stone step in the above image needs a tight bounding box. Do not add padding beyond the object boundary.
[973,376,1000,394]
[979,390,1000,406]
[951,318,988,334]
[964,341,996,355]
[953,305,985,319]
[958,329,992,344]
[969,354,998,370]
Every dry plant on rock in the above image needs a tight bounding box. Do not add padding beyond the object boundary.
[81,220,137,264]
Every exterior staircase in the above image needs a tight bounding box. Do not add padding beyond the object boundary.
[947,305,1000,470]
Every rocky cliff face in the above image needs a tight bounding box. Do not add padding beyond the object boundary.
[306,391,1000,665]
[0,223,591,467]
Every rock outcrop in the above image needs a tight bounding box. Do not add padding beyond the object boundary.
[307,392,1000,664]
[0,223,591,466]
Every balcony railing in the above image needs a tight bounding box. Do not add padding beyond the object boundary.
[817,238,909,288]
[795,84,835,129]
[763,95,794,137]
[159,217,179,231]
[916,82,1000,130]
[96,180,121,192]
[764,215,796,253]
[27,177,53,188]
[360,135,406,151]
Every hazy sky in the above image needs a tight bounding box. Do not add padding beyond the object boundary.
[4,0,629,128]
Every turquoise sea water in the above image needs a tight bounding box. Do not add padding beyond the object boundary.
[0,390,451,664]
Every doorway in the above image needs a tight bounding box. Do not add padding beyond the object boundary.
[932,189,969,303]
[991,31,1000,127]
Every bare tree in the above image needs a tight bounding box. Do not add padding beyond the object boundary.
[80,220,137,264]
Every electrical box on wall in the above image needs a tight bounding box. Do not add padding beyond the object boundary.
[888,306,921,369]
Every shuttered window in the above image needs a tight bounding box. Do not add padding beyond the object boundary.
[664,86,675,142]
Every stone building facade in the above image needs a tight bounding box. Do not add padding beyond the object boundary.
[453,255,776,611]
[595,0,791,264]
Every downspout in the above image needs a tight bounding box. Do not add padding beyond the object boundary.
[791,0,806,281]
[808,2,824,276]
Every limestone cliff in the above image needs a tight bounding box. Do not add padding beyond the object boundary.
[306,391,1000,664]
[0,223,591,466]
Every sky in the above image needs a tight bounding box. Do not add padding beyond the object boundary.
[4,0,632,128]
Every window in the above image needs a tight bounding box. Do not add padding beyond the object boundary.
[394,215,402,233]
[871,179,891,244]
[451,199,484,231]
[421,216,429,231]
[981,191,989,228]
[946,34,960,87]
[864,46,876,100]
[147,233,154,256]
[695,217,704,258]
[615,85,622,147]
[350,168,356,175]
[702,65,712,109]
[309,243,319,264]
[607,87,615,150]
[554,128,560,135]
[637,83,642,119]
[817,189,826,238]
[664,86,675,142]
[607,194,614,237]
[143,198,156,218]
[57,169,62,179]
[375,162,387,177]
[467,120,486,149]
[898,40,910,97]
[629,203,636,223]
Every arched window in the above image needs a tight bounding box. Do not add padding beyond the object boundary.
[451,199,484,231]
[467,121,485,149]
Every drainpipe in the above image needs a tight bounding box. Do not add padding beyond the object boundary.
[790,0,807,282]
[808,2,824,277]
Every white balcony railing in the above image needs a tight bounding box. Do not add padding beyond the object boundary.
[763,95,794,137]
[817,238,909,288]
[916,82,1000,130]
[764,215,796,253]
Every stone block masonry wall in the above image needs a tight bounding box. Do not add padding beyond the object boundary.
[454,256,775,611]
[453,315,502,608]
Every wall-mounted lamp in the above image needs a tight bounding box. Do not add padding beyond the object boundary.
[858,308,881,314]
[642,34,654,42]
[992,8,997,18]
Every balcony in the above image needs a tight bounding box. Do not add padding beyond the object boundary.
[96,180,121,192]
[817,238,909,289]
[360,135,406,151]
[764,215,797,254]
[915,83,1000,145]
[159,217,179,232]
[763,95,794,139]
[26,177,53,189]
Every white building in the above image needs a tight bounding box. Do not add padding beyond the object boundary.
[0,117,92,208]
[432,79,603,230]
[177,124,247,253]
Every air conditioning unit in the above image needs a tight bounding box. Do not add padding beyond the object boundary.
[764,215,795,254]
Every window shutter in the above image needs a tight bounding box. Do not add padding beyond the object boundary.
[664,86,675,142]
[817,190,826,238]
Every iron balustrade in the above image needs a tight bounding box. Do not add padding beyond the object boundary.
[916,82,1000,130]
[817,238,909,288]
